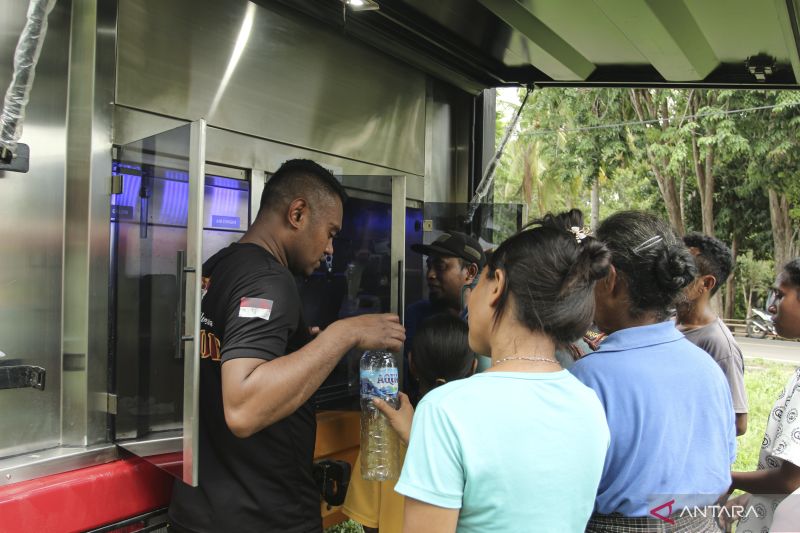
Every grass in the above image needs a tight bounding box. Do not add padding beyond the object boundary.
[733,358,797,473]
[324,358,797,532]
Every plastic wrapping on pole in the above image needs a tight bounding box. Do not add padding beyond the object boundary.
[464,86,532,225]
[0,0,57,161]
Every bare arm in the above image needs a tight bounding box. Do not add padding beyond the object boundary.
[402,497,459,533]
[735,413,747,436]
[222,313,404,437]
[731,461,800,495]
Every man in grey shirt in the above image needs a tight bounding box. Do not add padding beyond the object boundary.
[676,232,748,435]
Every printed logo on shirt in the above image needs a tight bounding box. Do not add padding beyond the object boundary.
[239,297,273,320]
[201,276,211,299]
[200,329,221,361]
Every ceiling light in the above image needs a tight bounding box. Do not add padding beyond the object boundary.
[342,0,379,11]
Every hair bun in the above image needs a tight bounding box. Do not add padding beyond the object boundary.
[561,236,611,293]
[536,208,584,233]
[654,244,697,291]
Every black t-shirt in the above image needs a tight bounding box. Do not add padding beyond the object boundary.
[169,243,319,533]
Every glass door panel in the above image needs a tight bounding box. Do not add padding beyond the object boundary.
[110,121,206,486]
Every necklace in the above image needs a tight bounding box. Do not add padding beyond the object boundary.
[493,356,560,366]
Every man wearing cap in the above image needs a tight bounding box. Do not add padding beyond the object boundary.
[404,231,485,401]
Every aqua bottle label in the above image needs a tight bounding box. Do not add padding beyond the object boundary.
[360,368,399,400]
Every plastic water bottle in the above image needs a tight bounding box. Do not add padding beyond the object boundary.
[360,350,400,481]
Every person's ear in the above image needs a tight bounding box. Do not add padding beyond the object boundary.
[701,274,717,295]
[487,268,505,309]
[287,198,309,230]
[465,263,479,283]
[597,264,617,297]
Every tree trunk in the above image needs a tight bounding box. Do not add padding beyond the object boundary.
[628,89,685,235]
[656,165,685,235]
[591,174,600,230]
[724,235,738,319]
[746,288,753,319]
[679,172,686,227]
[690,124,715,236]
[769,189,794,273]
[742,285,748,318]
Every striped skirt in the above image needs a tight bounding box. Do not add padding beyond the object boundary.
[585,512,723,533]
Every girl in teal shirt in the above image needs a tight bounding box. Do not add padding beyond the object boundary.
[393,209,612,533]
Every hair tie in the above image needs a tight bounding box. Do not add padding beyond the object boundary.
[569,226,590,244]
[633,235,663,254]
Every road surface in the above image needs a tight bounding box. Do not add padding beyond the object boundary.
[734,336,800,365]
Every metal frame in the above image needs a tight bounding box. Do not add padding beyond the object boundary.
[0,444,118,486]
[391,175,407,385]
[61,0,116,448]
[250,169,267,225]
[182,120,206,485]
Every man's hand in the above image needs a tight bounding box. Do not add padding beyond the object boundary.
[717,493,750,531]
[335,313,405,352]
[373,392,414,445]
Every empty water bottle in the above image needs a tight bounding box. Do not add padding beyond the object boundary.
[360,350,400,481]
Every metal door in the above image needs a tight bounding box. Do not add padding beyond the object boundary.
[110,121,206,486]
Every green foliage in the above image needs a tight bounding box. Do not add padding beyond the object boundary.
[733,359,797,474]
[324,519,364,533]
[493,87,799,277]
[735,251,775,315]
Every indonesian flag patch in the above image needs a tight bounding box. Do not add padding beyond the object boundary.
[238,297,273,320]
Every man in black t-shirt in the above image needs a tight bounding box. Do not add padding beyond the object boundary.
[169,159,405,533]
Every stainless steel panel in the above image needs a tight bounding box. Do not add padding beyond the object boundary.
[116,0,426,176]
[0,0,71,457]
[424,80,472,204]
[0,444,118,487]
[113,107,426,200]
[119,432,182,458]
[62,0,116,447]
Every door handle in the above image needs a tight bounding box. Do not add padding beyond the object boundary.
[175,251,195,359]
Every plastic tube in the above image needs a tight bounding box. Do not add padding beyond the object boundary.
[0,0,57,160]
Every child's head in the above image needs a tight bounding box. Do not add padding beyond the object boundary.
[466,209,610,355]
[769,258,800,339]
[410,313,475,395]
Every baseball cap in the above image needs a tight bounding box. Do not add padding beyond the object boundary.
[411,231,486,268]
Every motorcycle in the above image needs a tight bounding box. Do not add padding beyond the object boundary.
[746,308,776,339]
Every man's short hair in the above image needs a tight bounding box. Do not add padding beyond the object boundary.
[683,232,734,296]
[259,159,347,215]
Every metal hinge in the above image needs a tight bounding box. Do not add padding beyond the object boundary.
[107,393,117,415]
[0,365,46,391]
[111,173,123,195]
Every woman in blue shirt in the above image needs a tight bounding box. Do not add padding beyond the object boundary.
[395,209,612,532]
[570,211,737,532]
